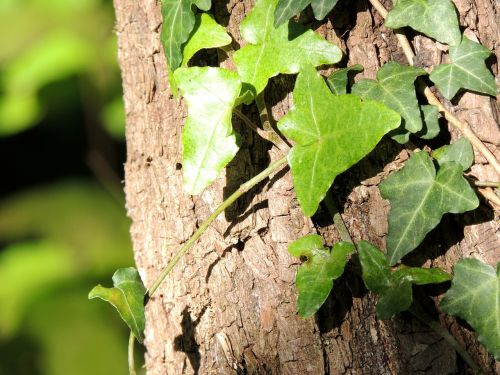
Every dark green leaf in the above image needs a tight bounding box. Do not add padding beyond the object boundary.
[278,65,400,216]
[289,235,354,317]
[441,259,500,360]
[380,152,479,265]
[327,65,363,96]
[274,0,339,27]
[415,105,440,140]
[433,138,474,171]
[89,268,146,343]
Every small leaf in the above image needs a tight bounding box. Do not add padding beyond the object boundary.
[415,105,440,140]
[193,0,211,11]
[234,0,342,103]
[352,62,426,144]
[429,37,497,100]
[174,67,241,194]
[279,65,400,216]
[385,0,461,46]
[274,0,339,27]
[327,65,364,96]
[89,268,146,343]
[441,259,500,360]
[433,138,474,171]
[289,235,354,317]
[380,152,479,265]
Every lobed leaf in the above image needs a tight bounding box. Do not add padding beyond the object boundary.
[433,138,474,171]
[89,268,146,342]
[289,235,354,317]
[274,0,339,27]
[415,105,440,140]
[174,67,241,194]
[380,152,479,265]
[327,65,363,96]
[429,37,497,100]
[441,259,500,360]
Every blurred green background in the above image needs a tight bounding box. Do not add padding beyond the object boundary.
[0,0,137,373]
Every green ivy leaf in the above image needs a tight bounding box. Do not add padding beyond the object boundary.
[415,105,440,140]
[89,267,146,343]
[289,235,354,317]
[358,241,451,319]
[433,138,473,171]
[274,0,339,27]
[160,0,196,72]
[380,152,479,265]
[385,0,461,46]
[441,259,500,360]
[234,0,342,103]
[174,67,241,194]
[429,37,497,100]
[327,64,364,96]
[352,62,426,144]
[279,65,400,216]
[193,0,211,11]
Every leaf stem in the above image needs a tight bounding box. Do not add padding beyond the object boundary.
[324,194,354,245]
[128,331,137,375]
[256,93,290,151]
[233,108,284,149]
[147,155,289,297]
[472,181,499,188]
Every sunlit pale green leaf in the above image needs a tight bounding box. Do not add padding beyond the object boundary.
[433,138,473,171]
[441,259,500,360]
[352,62,426,144]
[89,268,146,343]
[358,241,451,319]
[327,64,363,96]
[193,0,211,11]
[234,0,342,103]
[380,152,479,265]
[415,105,440,140]
[274,0,339,27]
[102,96,125,139]
[385,0,461,46]
[429,37,497,100]
[278,65,400,216]
[289,235,354,317]
[174,67,241,194]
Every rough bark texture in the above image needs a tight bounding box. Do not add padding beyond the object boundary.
[114,0,499,373]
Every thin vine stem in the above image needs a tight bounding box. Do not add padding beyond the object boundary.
[128,331,137,375]
[147,155,289,297]
[472,181,500,188]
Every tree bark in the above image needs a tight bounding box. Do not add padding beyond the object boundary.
[114,0,499,373]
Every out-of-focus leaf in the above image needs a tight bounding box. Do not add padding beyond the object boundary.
[0,94,40,136]
[102,96,125,139]
[327,65,363,95]
[193,0,211,11]
[89,268,146,342]
[415,105,440,140]
[274,0,339,26]
[433,138,474,171]
[441,259,500,360]
[278,65,400,216]
[289,235,354,317]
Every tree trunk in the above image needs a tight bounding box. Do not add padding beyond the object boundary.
[114,0,499,373]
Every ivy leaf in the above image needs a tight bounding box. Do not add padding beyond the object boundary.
[441,259,500,360]
[433,138,474,171]
[352,62,426,144]
[160,0,196,72]
[278,65,401,216]
[327,65,364,96]
[274,0,339,27]
[234,0,342,103]
[385,0,461,46]
[289,235,354,317]
[380,152,479,265]
[358,241,451,319]
[415,105,440,140]
[429,37,497,100]
[193,0,211,11]
[89,268,146,343]
[174,67,241,194]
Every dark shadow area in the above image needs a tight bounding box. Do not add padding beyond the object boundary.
[205,242,244,283]
[0,335,43,375]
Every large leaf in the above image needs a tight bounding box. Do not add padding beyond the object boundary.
[174,67,241,194]
[441,259,500,360]
[289,235,354,317]
[274,0,339,27]
[233,0,342,103]
[433,138,473,171]
[358,241,451,319]
[327,64,363,96]
[385,0,461,46]
[278,65,400,216]
[429,37,497,100]
[380,152,479,265]
[89,268,146,343]
[352,62,426,144]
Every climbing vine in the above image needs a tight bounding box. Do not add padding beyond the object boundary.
[89,0,500,373]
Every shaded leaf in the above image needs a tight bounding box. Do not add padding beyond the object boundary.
[89,268,146,343]
[327,64,363,95]
[429,37,496,100]
[274,0,339,27]
[193,0,211,11]
[234,0,342,103]
[385,0,461,46]
[352,62,426,144]
[433,138,473,171]
[278,65,400,216]
[174,67,241,194]
[289,235,354,317]
[415,105,440,140]
[380,152,479,265]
